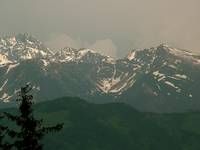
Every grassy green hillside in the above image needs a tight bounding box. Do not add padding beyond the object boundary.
[2,97,200,150]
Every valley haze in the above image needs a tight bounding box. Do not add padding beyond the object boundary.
[0,0,200,57]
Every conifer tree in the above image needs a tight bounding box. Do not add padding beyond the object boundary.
[0,114,14,150]
[3,83,63,150]
[0,115,4,145]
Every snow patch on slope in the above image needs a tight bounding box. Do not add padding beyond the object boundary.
[110,73,137,94]
[6,63,20,74]
[153,71,166,81]
[102,57,116,64]
[0,93,12,102]
[0,79,8,92]
[77,49,96,59]
[165,81,179,89]
[0,54,12,65]
[174,74,187,79]
[127,51,136,61]
[41,59,50,67]
[96,77,121,93]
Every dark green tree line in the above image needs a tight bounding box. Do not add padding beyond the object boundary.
[0,84,63,150]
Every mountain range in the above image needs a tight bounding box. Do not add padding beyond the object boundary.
[0,33,200,112]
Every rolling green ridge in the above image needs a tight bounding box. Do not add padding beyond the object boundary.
[2,97,200,150]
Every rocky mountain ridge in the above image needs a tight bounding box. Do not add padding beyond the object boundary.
[0,33,200,112]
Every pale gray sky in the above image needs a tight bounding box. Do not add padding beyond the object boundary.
[0,0,200,57]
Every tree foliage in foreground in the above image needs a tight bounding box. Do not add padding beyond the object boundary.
[0,114,13,150]
[0,84,63,150]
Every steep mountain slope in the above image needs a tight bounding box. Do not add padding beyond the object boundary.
[2,97,200,150]
[117,45,200,112]
[0,33,200,112]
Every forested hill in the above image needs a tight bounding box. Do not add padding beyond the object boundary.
[2,97,200,150]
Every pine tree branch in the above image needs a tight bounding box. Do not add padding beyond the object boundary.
[2,112,20,122]
[38,123,64,134]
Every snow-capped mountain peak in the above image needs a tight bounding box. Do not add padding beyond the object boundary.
[53,47,77,62]
[127,51,136,61]
[157,44,198,56]
[156,44,200,65]
[77,48,96,59]
[0,33,52,65]
[53,47,110,63]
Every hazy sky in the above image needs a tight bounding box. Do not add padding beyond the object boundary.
[0,0,200,57]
